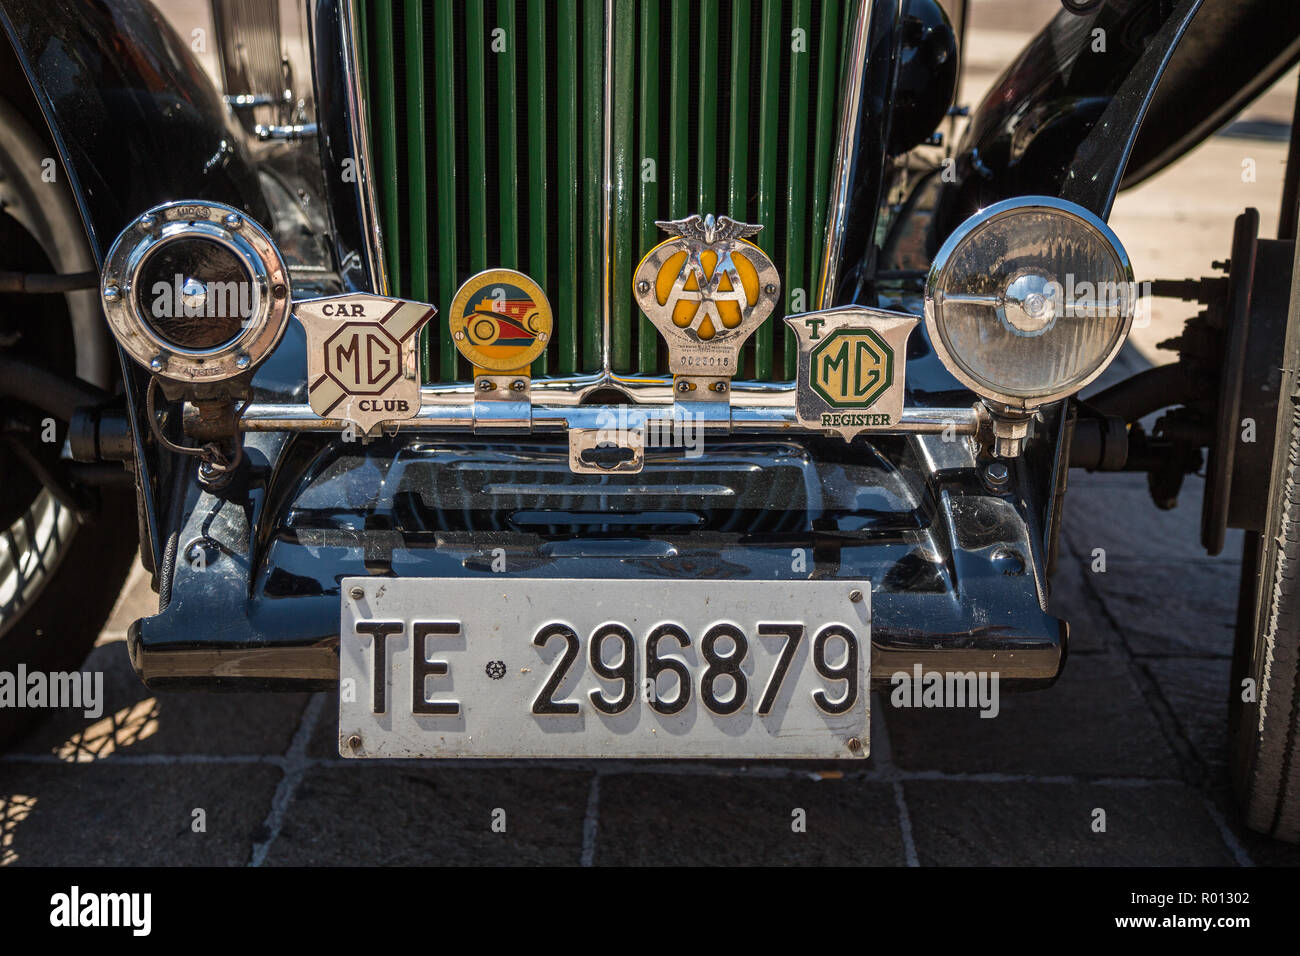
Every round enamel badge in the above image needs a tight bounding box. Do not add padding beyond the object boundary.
[448,269,552,372]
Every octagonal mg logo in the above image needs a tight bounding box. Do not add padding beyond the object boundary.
[323,323,402,395]
[786,307,918,441]
[811,328,894,408]
[295,293,437,435]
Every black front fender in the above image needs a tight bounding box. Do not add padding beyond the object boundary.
[0,0,267,260]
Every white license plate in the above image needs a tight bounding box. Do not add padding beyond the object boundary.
[338,577,869,759]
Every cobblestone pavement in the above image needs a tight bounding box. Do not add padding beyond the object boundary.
[5,0,1300,867]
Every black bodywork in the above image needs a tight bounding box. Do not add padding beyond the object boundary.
[1,0,1293,689]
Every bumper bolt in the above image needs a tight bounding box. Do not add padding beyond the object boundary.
[676,381,690,393]
[983,461,1010,491]
[348,585,365,600]
[510,379,527,392]
[477,379,495,392]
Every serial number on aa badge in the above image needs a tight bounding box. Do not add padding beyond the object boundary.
[338,578,870,759]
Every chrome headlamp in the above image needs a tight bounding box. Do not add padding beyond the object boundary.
[925,196,1134,452]
[101,200,291,393]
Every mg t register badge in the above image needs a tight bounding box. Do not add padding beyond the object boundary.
[633,214,780,377]
[296,293,436,434]
[785,307,917,441]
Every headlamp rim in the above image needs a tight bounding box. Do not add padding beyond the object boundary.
[101,200,291,383]
[923,195,1135,409]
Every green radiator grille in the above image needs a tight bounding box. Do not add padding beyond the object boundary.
[356,0,850,382]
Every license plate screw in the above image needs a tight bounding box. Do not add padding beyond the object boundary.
[347,734,362,752]
[847,737,862,755]
[349,585,365,600]
[849,589,863,603]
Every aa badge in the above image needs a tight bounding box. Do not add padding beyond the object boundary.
[296,293,436,434]
[633,214,780,377]
[785,307,917,441]
[448,269,552,373]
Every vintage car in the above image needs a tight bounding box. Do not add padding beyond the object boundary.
[2,0,1299,841]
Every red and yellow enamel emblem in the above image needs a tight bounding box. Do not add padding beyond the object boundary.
[448,269,553,373]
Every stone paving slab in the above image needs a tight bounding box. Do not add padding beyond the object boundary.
[1143,657,1234,782]
[262,767,592,866]
[593,773,905,866]
[903,781,1239,866]
[882,654,1182,780]
[10,641,311,759]
[0,764,281,866]
[1076,561,1241,659]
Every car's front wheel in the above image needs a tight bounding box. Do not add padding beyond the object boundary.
[0,98,139,746]
[1230,355,1300,843]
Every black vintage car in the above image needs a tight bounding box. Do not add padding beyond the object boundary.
[1,0,1299,842]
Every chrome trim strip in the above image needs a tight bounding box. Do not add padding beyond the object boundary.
[601,0,614,372]
[238,397,983,435]
[816,0,874,310]
[340,0,388,294]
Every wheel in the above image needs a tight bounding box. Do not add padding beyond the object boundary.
[0,99,138,746]
[1230,309,1300,841]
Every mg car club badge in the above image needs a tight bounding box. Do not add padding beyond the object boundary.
[296,293,436,434]
[785,308,917,441]
[448,269,553,373]
[633,214,780,378]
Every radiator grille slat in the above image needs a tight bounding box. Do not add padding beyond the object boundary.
[555,1,580,374]
[610,0,636,371]
[525,0,548,375]
[696,0,719,213]
[498,0,519,272]
[667,2,690,222]
[783,0,811,381]
[403,0,428,312]
[466,1,489,273]
[432,1,459,380]
[360,0,849,384]
[753,0,782,381]
[636,0,660,373]
[581,0,604,369]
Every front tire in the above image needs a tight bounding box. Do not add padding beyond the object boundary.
[1230,401,1300,841]
[0,98,138,746]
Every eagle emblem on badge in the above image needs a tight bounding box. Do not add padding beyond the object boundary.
[295,293,436,435]
[633,213,780,376]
